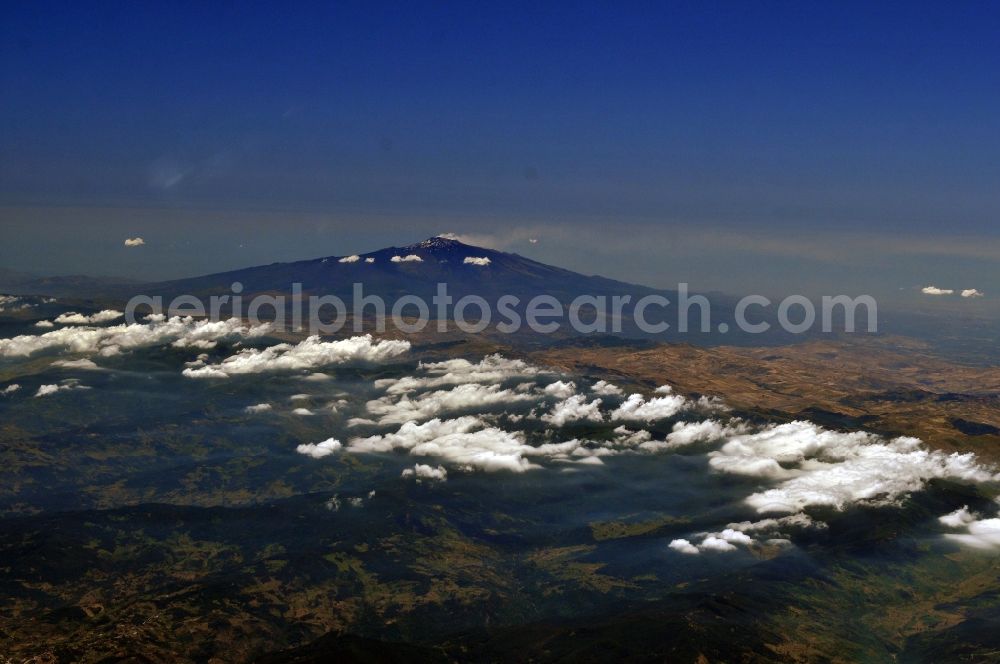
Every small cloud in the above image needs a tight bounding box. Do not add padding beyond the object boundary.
[244,403,272,414]
[921,286,954,295]
[391,254,423,263]
[338,255,361,263]
[291,407,314,416]
[939,506,976,528]
[962,289,985,298]
[54,310,123,325]
[528,238,538,244]
[35,382,89,397]
[401,463,448,482]
[124,237,145,247]
[365,257,375,263]
[52,358,100,370]
[463,256,491,266]
[296,437,343,458]
[591,380,623,396]
[668,538,699,555]
[1,384,20,395]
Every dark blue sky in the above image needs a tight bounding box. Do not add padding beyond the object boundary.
[2,1,999,299]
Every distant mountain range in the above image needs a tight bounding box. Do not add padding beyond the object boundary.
[143,235,672,301]
[0,236,803,344]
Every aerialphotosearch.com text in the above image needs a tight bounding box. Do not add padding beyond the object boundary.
[124,282,878,336]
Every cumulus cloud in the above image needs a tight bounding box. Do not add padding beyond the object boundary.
[366,383,535,425]
[376,355,542,396]
[183,334,410,378]
[463,256,491,266]
[698,536,737,552]
[296,437,343,458]
[611,388,688,422]
[35,320,55,328]
[668,539,699,554]
[921,286,954,295]
[664,419,747,448]
[0,296,34,312]
[612,426,653,447]
[725,514,819,535]
[541,394,604,426]
[349,416,537,472]
[961,289,984,298]
[124,237,145,247]
[401,463,448,482]
[939,505,976,528]
[53,310,124,325]
[338,255,361,263]
[591,380,623,396]
[1,384,20,395]
[0,316,269,359]
[940,502,1000,550]
[944,517,1000,550]
[365,257,375,263]
[52,358,100,370]
[543,380,577,400]
[244,403,272,414]
[670,528,755,554]
[292,407,314,416]
[35,381,90,397]
[391,254,423,263]
[707,421,998,514]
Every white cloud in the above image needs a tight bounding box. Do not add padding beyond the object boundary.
[706,421,998,514]
[541,395,604,426]
[292,407,314,416]
[349,416,537,472]
[401,464,448,482]
[52,358,100,370]
[391,254,423,263]
[961,289,984,298]
[365,257,375,263]
[698,536,737,552]
[543,380,576,399]
[0,295,28,312]
[124,237,145,247]
[183,334,410,378]
[338,255,361,263]
[610,389,688,422]
[671,528,756,555]
[54,310,124,325]
[463,256,491,266]
[725,514,818,534]
[244,403,272,414]
[668,539,699,554]
[1,384,20,395]
[35,320,55,328]
[943,509,1000,550]
[376,355,541,396]
[921,286,954,295]
[591,380,623,396]
[612,426,653,447]
[296,437,343,458]
[939,505,976,528]
[664,419,747,448]
[0,316,269,359]
[366,382,535,424]
[35,381,89,397]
